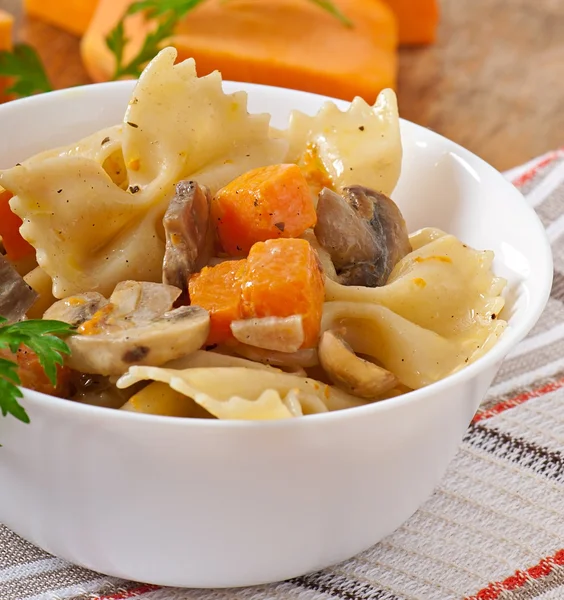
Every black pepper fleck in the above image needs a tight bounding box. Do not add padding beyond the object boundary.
[127,121,139,128]
[129,185,140,194]
[359,126,365,131]
[57,189,63,193]
[101,136,111,145]
[274,222,285,232]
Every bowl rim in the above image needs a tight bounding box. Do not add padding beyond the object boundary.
[1,79,554,430]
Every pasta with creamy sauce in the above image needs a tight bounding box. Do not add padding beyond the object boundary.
[0,47,506,420]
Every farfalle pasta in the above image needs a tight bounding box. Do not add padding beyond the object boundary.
[0,48,507,420]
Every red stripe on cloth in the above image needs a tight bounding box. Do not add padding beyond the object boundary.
[511,152,560,188]
[95,584,161,600]
[465,549,564,599]
[473,376,564,423]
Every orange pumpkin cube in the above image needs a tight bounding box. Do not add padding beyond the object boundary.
[211,164,317,256]
[241,238,324,348]
[0,188,34,261]
[188,259,247,345]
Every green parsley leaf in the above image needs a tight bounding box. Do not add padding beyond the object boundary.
[108,0,208,80]
[106,19,128,69]
[0,378,28,423]
[0,44,53,98]
[0,317,74,426]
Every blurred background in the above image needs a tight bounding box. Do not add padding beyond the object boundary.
[0,0,563,171]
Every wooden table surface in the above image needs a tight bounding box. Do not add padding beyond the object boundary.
[9,0,564,171]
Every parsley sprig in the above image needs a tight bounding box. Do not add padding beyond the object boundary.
[108,0,203,80]
[0,317,74,424]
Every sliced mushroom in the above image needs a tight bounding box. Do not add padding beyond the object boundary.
[0,254,38,323]
[318,329,398,399]
[108,280,181,322]
[47,280,210,376]
[67,305,210,376]
[314,185,411,287]
[227,343,319,368]
[43,292,108,326]
[230,315,305,353]
[162,180,213,292]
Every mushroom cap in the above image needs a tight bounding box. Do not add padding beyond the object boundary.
[162,180,213,293]
[67,305,210,376]
[47,281,210,376]
[314,185,411,287]
[318,329,398,399]
[0,254,38,323]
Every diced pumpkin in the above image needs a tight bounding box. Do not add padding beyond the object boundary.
[241,239,324,348]
[0,187,35,261]
[188,259,247,345]
[381,0,439,45]
[24,0,98,37]
[81,0,398,102]
[0,10,13,103]
[211,164,317,257]
[0,346,71,397]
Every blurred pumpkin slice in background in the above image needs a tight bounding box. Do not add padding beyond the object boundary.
[24,0,97,37]
[22,0,439,102]
[80,0,398,103]
[24,0,439,46]
[381,0,439,45]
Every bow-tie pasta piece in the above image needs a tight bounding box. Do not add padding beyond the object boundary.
[325,232,507,339]
[117,366,367,420]
[122,47,288,191]
[279,88,401,196]
[17,125,122,168]
[321,302,506,390]
[1,157,168,298]
[1,48,291,299]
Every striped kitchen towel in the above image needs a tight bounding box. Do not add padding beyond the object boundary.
[2,148,564,600]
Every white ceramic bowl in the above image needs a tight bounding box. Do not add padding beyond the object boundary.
[0,82,553,588]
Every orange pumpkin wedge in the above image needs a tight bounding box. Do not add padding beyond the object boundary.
[0,188,34,261]
[188,259,247,346]
[211,164,316,257]
[241,238,324,348]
